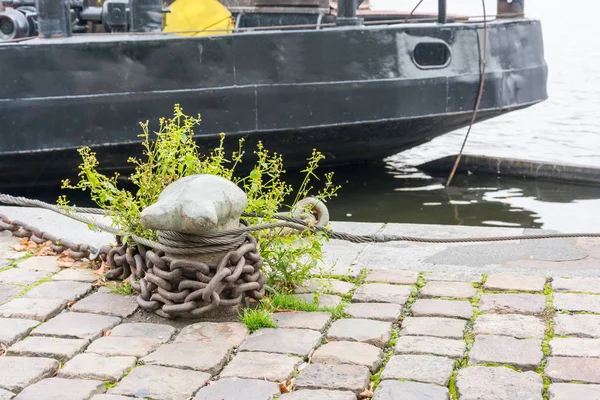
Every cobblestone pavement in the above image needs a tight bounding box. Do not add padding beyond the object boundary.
[2,229,600,400]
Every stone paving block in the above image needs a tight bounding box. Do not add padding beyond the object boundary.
[0,284,21,305]
[548,383,600,400]
[352,283,413,304]
[31,312,121,340]
[554,314,600,338]
[294,364,370,395]
[468,335,543,371]
[0,357,58,393]
[473,314,545,339]
[108,365,211,400]
[326,318,392,347]
[552,277,600,294]
[400,317,467,339]
[479,293,546,315]
[0,388,14,400]
[412,299,473,319]
[312,341,384,372]
[0,318,39,346]
[0,269,52,285]
[219,351,302,382]
[319,241,364,278]
[111,322,176,343]
[364,269,419,285]
[91,396,137,400]
[141,342,231,374]
[294,293,342,308]
[381,354,454,386]
[7,336,89,360]
[193,378,280,400]
[0,251,27,260]
[420,281,476,299]
[373,380,450,400]
[174,322,247,346]
[456,366,544,400]
[279,390,356,400]
[0,298,66,321]
[22,281,92,302]
[424,271,483,283]
[545,357,600,383]
[550,338,600,358]
[16,257,60,273]
[395,336,466,359]
[13,378,105,400]
[239,328,321,357]
[58,353,136,382]
[52,268,99,282]
[86,336,161,358]
[345,302,401,322]
[554,293,600,313]
[272,311,331,331]
[71,290,138,318]
[484,274,546,292]
[296,279,354,295]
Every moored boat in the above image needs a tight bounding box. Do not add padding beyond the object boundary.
[0,0,547,187]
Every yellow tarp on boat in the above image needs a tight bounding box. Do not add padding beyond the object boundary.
[164,0,234,36]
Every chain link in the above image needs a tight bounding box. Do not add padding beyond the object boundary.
[0,213,100,259]
[0,213,266,318]
[105,234,266,318]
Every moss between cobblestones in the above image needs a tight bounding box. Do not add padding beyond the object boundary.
[369,274,422,391]
[0,251,33,272]
[536,279,555,400]
[482,289,546,295]
[104,381,118,389]
[557,310,600,315]
[0,264,13,273]
[12,274,55,299]
[448,280,483,400]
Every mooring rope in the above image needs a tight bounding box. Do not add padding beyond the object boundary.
[445,0,488,188]
[2,193,600,258]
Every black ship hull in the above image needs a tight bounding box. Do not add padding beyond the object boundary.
[0,17,547,187]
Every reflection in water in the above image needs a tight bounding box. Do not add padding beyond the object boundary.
[320,162,600,232]
[8,161,599,233]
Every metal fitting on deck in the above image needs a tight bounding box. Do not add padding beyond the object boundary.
[35,0,71,38]
[335,0,363,26]
[497,0,524,18]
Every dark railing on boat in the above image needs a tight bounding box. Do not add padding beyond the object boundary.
[0,0,526,41]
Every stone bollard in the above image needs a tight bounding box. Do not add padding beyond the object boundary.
[132,174,264,319]
[140,174,248,264]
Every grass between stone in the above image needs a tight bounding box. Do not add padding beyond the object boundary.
[239,308,278,332]
[537,279,555,400]
[0,251,33,273]
[369,272,424,391]
[105,280,134,296]
[448,281,483,400]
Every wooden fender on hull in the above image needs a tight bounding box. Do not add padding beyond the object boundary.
[164,0,233,36]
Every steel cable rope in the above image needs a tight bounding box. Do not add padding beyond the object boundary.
[2,193,600,260]
[446,0,488,187]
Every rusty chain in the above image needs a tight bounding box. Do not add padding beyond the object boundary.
[0,213,266,318]
[105,234,265,318]
[0,213,104,259]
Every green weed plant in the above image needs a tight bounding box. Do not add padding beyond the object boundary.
[59,105,340,292]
